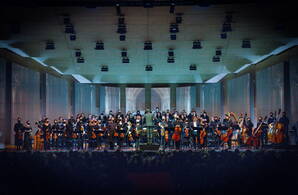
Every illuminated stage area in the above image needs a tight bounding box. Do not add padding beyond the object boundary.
[1,0,298,194]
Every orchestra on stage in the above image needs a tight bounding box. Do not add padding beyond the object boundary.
[13,108,290,151]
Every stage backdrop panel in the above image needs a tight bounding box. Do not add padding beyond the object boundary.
[105,86,120,114]
[290,57,298,127]
[225,73,250,117]
[176,87,191,113]
[255,63,284,119]
[75,83,97,115]
[200,83,221,117]
[46,74,69,121]
[152,88,170,112]
[126,88,144,112]
[0,59,6,148]
[11,63,40,144]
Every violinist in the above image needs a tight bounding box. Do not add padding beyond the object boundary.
[42,118,51,150]
[210,116,221,147]
[14,117,24,150]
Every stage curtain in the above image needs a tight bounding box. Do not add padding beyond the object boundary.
[105,86,120,114]
[225,74,250,117]
[255,63,284,119]
[176,87,191,113]
[11,63,40,144]
[46,74,69,121]
[0,59,6,147]
[290,57,298,127]
[200,83,222,117]
[75,83,97,115]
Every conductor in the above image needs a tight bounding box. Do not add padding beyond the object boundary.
[144,108,154,144]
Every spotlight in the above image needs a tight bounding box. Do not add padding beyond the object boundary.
[143,0,154,8]
[144,41,152,50]
[242,39,251,48]
[116,3,121,16]
[169,2,175,14]
[95,41,104,50]
[45,40,55,50]
[220,33,227,39]
[176,13,183,24]
[169,23,179,33]
[101,65,108,72]
[170,34,176,40]
[192,40,202,49]
[117,24,127,34]
[189,64,197,71]
[167,57,175,63]
[216,48,222,56]
[145,65,153,71]
[63,15,70,25]
[118,15,125,25]
[121,49,127,57]
[212,56,220,62]
[122,57,129,63]
[168,49,174,57]
[65,23,74,34]
[120,34,126,41]
[75,49,81,57]
[77,57,84,63]
[222,22,232,32]
[70,34,76,41]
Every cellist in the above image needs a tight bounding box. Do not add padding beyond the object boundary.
[172,124,182,150]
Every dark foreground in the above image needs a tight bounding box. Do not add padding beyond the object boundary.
[0,149,298,195]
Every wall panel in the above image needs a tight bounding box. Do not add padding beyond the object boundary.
[290,57,298,127]
[46,74,69,121]
[105,86,120,114]
[0,59,6,148]
[75,83,97,115]
[200,83,222,117]
[176,87,191,113]
[11,63,40,144]
[255,63,284,119]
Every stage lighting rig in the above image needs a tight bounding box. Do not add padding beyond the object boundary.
[122,57,130,63]
[115,3,121,16]
[220,32,227,39]
[216,48,222,56]
[176,13,183,24]
[189,64,197,71]
[45,40,55,50]
[101,65,108,72]
[77,57,85,63]
[212,56,220,62]
[120,34,126,41]
[75,49,81,57]
[242,39,251,48]
[169,1,175,14]
[145,65,153,71]
[70,34,76,41]
[170,34,176,40]
[192,40,202,49]
[65,23,75,34]
[121,49,127,57]
[144,41,152,50]
[95,41,104,50]
[169,23,179,33]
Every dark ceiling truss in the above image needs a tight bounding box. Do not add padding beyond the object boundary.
[2,0,264,7]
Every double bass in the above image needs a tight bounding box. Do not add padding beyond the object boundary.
[247,116,267,147]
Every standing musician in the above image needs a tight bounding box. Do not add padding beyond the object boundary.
[42,118,51,150]
[190,116,200,149]
[172,124,182,150]
[23,121,33,150]
[210,116,221,148]
[14,117,24,150]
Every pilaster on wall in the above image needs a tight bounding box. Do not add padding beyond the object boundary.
[68,80,75,117]
[170,84,177,111]
[120,84,126,113]
[145,84,152,110]
[40,72,46,118]
[284,61,291,120]
[220,80,227,118]
[195,83,201,111]
[4,61,12,145]
[249,72,256,123]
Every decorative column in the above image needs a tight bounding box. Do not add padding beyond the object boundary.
[145,84,151,110]
[170,84,177,111]
[120,84,126,113]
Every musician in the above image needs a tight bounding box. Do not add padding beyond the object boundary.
[279,112,289,144]
[42,118,51,150]
[267,112,276,124]
[144,108,154,144]
[210,116,221,147]
[257,117,268,148]
[23,121,32,150]
[245,117,254,136]
[190,116,200,149]
[200,111,210,124]
[172,124,182,150]
[14,117,24,150]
